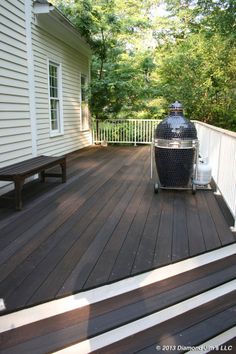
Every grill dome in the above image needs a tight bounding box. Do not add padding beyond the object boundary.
[155,101,197,140]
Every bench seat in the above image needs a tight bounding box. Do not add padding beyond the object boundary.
[0,155,66,210]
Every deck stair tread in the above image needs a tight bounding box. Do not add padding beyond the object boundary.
[0,254,235,354]
[96,293,236,354]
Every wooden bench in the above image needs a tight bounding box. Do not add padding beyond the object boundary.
[0,155,66,210]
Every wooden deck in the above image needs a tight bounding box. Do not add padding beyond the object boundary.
[0,145,235,354]
[0,145,235,314]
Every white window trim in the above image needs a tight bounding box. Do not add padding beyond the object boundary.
[80,73,90,132]
[47,59,64,137]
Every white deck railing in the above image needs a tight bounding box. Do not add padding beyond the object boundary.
[93,118,236,230]
[194,121,236,230]
[93,119,160,145]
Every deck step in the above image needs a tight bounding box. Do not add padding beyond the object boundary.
[85,289,236,354]
[0,245,235,354]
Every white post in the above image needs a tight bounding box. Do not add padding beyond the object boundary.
[214,132,222,195]
[134,120,137,146]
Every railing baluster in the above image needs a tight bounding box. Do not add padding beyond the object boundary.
[93,119,161,145]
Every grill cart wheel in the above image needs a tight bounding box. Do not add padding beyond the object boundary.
[154,182,159,194]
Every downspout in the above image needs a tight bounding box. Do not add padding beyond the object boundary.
[25,0,37,157]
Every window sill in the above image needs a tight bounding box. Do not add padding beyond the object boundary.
[50,132,64,138]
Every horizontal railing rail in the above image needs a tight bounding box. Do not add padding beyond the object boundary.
[194,121,236,230]
[93,119,160,145]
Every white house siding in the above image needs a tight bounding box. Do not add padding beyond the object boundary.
[0,1,92,196]
[32,22,92,156]
[0,0,32,190]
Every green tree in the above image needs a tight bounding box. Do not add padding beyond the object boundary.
[52,0,236,130]
[153,0,236,130]
[53,0,161,120]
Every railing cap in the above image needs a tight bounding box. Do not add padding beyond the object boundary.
[193,120,236,139]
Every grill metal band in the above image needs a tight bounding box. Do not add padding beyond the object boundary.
[154,139,199,149]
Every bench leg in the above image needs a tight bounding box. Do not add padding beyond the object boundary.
[14,178,24,211]
[40,170,45,182]
[60,161,66,183]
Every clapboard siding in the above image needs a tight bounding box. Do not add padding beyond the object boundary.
[0,120,30,128]
[1,51,28,69]
[0,68,28,83]
[0,0,92,195]
[1,25,27,45]
[0,6,25,29]
[32,23,92,156]
[0,0,32,179]
[2,0,26,14]
[1,42,29,61]
[0,85,29,97]
[0,148,33,167]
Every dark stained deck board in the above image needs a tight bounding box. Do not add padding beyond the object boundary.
[53,160,151,296]
[95,292,236,354]
[0,146,235,314]
[33,150,149,298]
[0,147,121,247]
[0,147,110,222]
[0,147,140,263]
[152,191,174,267]
[0,159,130,286]
[1,255,235,354]
[204,191,235,245]
[131,189,162,274]
[185,193,206,256]
[196,191,221,249]
[108,176,154,282]
[1,164,133,306]
[83,166,153,288]
[214,192,235,229]
[0,149,135,284]
[3,148,148,308]
[172,192,189,262]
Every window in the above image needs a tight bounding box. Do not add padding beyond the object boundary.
[48,61,63,135]
[80,74,89,131]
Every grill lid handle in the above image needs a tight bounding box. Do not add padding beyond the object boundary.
[169,101,183,114]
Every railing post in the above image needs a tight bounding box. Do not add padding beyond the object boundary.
[134,120,137,146]
[214,132,222,195]
[96,119,99,143]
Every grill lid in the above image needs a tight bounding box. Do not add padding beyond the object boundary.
[155,101,197,140]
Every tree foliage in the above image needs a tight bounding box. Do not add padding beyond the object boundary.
[155,0,236,129]
[52,0,236,130]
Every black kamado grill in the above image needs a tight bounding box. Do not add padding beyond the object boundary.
[152,101,199,193]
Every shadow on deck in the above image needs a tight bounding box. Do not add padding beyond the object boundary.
[0,145,235,315]
[0,146,236,353]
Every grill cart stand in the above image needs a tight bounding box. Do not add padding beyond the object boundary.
[150,138,199,194]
